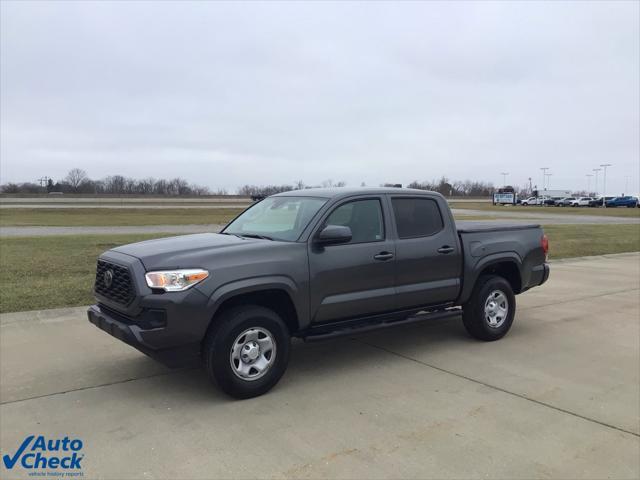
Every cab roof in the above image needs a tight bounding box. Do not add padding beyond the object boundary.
[271,187,440,199]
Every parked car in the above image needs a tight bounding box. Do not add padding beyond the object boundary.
[555,197,574,207]
[605,196,639,208]
[88,187,550,399]
[521,197,537,206]
[570,197,593,207]
[542,197,557,206]
[588,196,614,207]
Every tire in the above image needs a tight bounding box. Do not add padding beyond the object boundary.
[203,305,290,399]
[462,275,516,341]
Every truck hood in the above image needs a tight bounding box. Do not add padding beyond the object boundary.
[111,233,269,270]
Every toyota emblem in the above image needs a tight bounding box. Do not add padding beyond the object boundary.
[103,269,114,288]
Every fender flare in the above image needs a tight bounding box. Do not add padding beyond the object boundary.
[204,275,305,328]
[459,252,523,304]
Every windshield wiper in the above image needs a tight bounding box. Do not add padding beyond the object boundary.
[238,233,274,241]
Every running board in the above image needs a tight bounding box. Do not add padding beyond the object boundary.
[300,308,462,342]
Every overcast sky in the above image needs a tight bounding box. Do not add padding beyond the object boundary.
[1,1,639,194]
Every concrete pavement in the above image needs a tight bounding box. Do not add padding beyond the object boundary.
[1,253,639,479]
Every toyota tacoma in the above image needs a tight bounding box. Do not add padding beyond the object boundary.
[88,188,550,398]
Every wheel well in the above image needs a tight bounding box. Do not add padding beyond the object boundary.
[480,261,522,293]
[211,289,299,335]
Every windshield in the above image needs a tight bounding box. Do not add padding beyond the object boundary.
[223,196,327,241]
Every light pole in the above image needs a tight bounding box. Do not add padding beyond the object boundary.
[540,167,549,192]
[500,172,509,187]
[586,174,593,194]
[593,168,601,197]
[545,173,552,189]
[600,164,612,207]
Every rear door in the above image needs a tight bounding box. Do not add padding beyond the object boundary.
[389,195,462,309]
[308,196,396,323]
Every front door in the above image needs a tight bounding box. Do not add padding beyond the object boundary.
[308,197,396,323]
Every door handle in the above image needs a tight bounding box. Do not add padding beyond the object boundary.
[373,252,394,261]
[437,246,455,254]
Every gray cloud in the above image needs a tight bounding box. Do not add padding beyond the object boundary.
[1,1,638,194]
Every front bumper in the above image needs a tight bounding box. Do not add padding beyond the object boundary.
[87,304,201,368]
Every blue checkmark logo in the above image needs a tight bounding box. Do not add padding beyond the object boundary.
[2,435,34,469]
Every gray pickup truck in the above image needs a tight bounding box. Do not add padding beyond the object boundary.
[88,188,549,398]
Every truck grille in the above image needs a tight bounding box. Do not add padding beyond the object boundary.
[94,260,135,306]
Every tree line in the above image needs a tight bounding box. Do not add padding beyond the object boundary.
[1,169,508,197]
[237,179,346,197]
[1,169,219,196]
[406,177,497,197]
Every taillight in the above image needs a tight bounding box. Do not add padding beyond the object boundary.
[541,234,549,260]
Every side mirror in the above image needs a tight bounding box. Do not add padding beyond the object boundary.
[316,225,352,245]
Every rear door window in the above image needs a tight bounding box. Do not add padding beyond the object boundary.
[391,198,444,239]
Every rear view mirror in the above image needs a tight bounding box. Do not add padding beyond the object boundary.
[316,225,352,245]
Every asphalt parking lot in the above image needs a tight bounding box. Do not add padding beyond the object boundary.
[1,253,639,479]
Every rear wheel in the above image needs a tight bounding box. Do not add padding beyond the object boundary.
[462,275,515,341]
[203,305,290,399]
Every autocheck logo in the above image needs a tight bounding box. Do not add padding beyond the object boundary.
[2,435,84,475]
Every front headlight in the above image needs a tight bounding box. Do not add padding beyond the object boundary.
[145,269,209,292]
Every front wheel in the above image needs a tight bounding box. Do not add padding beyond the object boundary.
[203,305,291,399]
[462,275,516,341]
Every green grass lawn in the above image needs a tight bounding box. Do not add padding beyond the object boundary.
[544,224,640,259]
[1,224,638,314]
[0,208,243,226]
[0,233,175,313]
[449,202,640,217]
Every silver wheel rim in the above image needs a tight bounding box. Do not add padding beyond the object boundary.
[484,290,509,328]
[230,327,276,381]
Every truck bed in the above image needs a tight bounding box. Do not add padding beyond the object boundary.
[454,220,547,302]
[456,221,541,233]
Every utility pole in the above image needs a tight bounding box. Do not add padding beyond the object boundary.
[545,173,552,189]
[593,168,601,197]
[528,177,532,194]
[586,174,593,194]
[600,164,612,207]
[500,172,509,187]
[540,167,549,193]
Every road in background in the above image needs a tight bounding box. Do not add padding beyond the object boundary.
[1,253,638,479]
[452,209,640,224]
[0,196,250,204]
[0,204,250,209]
[2,216,639,237]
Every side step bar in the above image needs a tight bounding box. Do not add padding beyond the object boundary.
[301,308,462,342]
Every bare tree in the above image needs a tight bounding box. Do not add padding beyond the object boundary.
[65,168,88,192]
